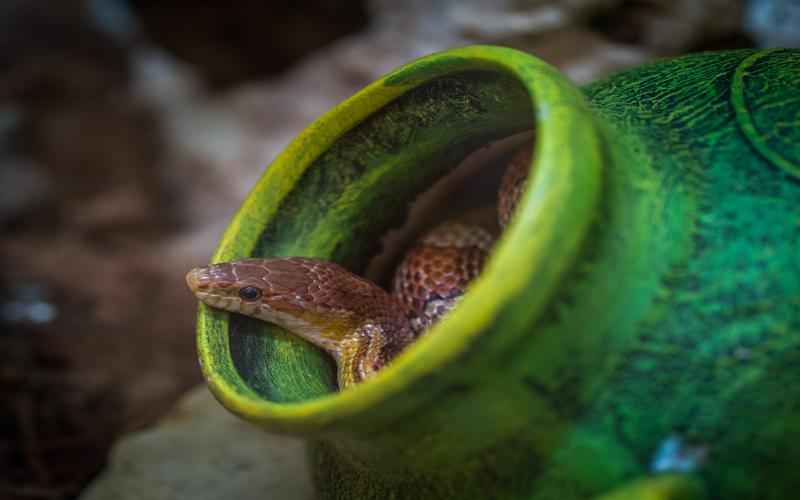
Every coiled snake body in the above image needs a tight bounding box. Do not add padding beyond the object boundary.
[186,145,531,388]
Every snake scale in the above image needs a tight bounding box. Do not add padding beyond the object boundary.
[186,143,531,388]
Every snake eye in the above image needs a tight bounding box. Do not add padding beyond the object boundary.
[238,286,262,301]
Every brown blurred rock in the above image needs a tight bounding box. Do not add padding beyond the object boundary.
[591,0,746,52]
[0,1,130,105]
[131,1,369,89]
[28,100,171,240]
[0,157,51,226]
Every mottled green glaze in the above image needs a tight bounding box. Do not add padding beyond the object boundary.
[195,46,800,499]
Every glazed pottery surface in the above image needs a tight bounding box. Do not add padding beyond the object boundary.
[195,46,800,500]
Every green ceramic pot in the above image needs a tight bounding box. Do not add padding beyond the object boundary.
[195,46,800,499]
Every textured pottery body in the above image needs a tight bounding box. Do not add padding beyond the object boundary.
[195,47,800,499]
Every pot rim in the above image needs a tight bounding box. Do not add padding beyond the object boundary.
[196,44,604,433]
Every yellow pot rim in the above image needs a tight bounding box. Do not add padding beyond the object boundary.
[196,45,604,433]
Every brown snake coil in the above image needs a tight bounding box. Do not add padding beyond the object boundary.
[186,144,531,388]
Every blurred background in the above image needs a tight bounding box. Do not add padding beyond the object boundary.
[0,0,798,498]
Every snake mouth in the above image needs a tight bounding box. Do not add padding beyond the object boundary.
[185,267,207,293]
[195,45,603,435]
[186,265,237,309]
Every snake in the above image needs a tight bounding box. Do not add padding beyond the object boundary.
[186,143,531,388]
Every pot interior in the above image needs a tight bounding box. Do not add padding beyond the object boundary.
[226,69,534,403]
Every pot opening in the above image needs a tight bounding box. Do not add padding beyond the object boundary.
[222,69,535,404]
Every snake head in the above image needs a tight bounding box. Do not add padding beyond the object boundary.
[186,257,415,368]
[186,257,355,354]
[187,259,264,316]
[185,258,317,315]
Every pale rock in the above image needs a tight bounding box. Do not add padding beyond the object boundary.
[80,387,314,500]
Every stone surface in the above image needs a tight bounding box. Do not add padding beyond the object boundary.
[79,386,314,500]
